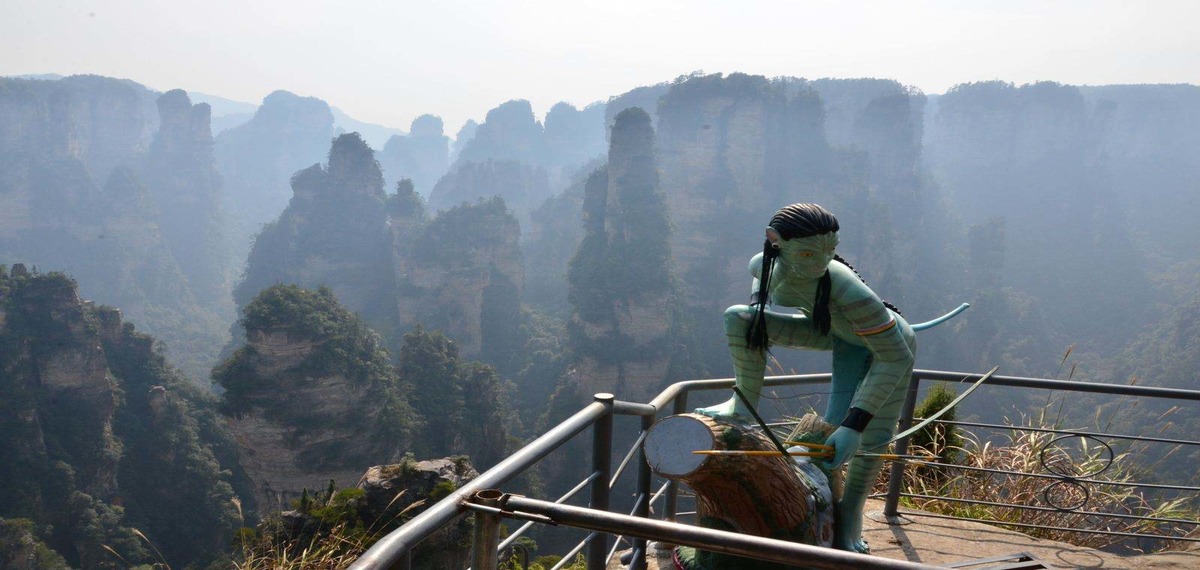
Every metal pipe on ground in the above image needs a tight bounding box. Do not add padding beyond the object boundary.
[480,494,945,570]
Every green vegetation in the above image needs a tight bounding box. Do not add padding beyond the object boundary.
[0,268,245,569]
[215,284,418,462]
[400,327,513,469]
[909,384,963,465]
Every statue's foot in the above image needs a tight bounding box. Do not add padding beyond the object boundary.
[834,500,869,553]
[832,535,870,554]
[694,397,747,421]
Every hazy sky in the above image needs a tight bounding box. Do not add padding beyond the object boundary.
[3,0,1198,132]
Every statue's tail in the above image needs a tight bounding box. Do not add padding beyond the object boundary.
[911,303,970,331]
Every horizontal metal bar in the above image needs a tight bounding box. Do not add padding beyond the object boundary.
[894,492,1200,526]
[912,370,1200,401]
[613,400,658,416]
[462,502,556,525]
[894,510,1200,542]
[929,419,1200,448]
[648,374,834,410]
[905,459,1200,492]
[496,471,601,552]
[349,400,610,570]
[492,494,944,569]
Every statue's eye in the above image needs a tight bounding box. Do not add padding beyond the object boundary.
[798,252,814,258]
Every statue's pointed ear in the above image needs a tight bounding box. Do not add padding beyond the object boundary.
[765,227,782,249]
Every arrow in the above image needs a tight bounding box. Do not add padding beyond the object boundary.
[692,450,926,461]
[864,366,999,452]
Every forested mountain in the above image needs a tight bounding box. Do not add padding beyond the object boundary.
[0,267,246,569]
[214,90,337,260]
[377,113,450,197]
[564,107,680,402]
[0,76,231,380]
[215,283,514,511]
[4,69,1200,568]
[237,132,526,361]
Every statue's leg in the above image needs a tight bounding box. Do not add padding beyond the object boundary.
[697,306,831,420]
[823,339,872,426]
[833,366,910,553]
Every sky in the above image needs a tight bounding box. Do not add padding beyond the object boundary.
[3,0,1198,133]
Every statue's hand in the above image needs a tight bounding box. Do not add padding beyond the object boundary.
[822,426,862,469]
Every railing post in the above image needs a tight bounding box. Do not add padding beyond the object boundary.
[470,490,504,570]
[664,391,688,522]
[885,373,922,518]
[628,413,655,570]
[587,393,614,570]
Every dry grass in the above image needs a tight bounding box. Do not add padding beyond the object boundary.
[233,490,421,570]
[233,521,374,570]
[892,413,1199,551]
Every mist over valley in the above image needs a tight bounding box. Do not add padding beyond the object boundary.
[2,68,1199,567]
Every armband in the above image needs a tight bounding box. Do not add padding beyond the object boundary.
[841,407,874,432]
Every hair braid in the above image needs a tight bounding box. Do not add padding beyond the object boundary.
[746,239,777,352]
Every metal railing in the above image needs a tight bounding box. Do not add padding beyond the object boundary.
[350,369,1200,569]
[880,370,1200,545]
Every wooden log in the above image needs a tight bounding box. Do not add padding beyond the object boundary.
[645,414,835,568]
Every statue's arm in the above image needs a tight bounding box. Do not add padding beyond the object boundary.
[832,267,914,416]
[748,253,766,303]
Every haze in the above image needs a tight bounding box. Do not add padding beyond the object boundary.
[3,0,1197,131]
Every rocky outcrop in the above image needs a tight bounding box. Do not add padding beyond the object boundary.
[269,458,477,570]
[0,268,243,569]
[240,134,524,359]
[0,76,232,382]
[0,518,70,570]
[453,100,546,167]
[217,285,418,515]
[544,101,607,186]
[0,75,158,183]
[434,99,606,224]
[378,114,450,196]
[566,108,675,402]
[404,198,524,356]
[214,90,335,257]
[428,159,550,228]
[141,89,233,309]
[236,132,397,335]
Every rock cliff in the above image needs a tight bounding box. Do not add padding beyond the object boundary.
[141,89,233,310]
[378,113,450,197]
[566,108,675,402]
[215,90,336,258]
[0,77,232,381]
[0,267,243,569]
[925,81,1148,361]
[217,284,418,515]
[239,134,524,360]
[433,99,606,224]
[236,132,398,335]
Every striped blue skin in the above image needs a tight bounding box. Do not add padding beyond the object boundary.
[697,233,914,553]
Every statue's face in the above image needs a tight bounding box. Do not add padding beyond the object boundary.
[777,232,838,279]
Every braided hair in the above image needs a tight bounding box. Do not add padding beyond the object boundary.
[747,204,839,352]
